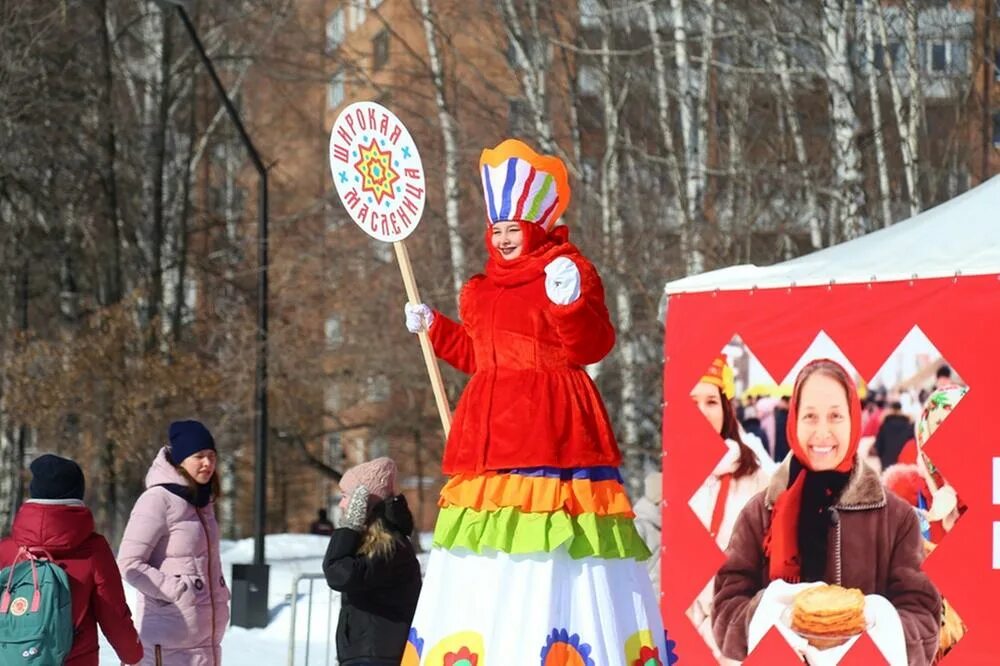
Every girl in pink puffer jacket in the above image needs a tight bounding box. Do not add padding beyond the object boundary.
[118,421,230,666]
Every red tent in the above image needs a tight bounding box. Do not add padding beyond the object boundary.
[660,176,1000,664]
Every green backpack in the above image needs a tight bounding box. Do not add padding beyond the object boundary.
[0,547,73,664]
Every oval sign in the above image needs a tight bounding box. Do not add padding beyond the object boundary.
[329,101,426,242]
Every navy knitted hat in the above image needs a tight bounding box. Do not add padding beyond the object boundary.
[168,420,216,465]
[29,454,85,501]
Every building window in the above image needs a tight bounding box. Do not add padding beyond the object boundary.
[325,315,343,348]
[505,41,518,68]
[348,1,366,31]
[373,30,389,71]
[326,7,344,51]
[577,63,601,96]
[368,436,389,459]
[993,111,1000,148]
[869,42,902,72]
[506,37,550,70]
[929,43,947,73]
[325,198,345,230]
[888,42,902,69]
[578,0,601,28]
[372,239,393,263]
[923,41,967,76]
[508,98,531,137]
[324,432,344,466]
[365,374,390,402]
[872,43,885,71]
[949,41,967,75]
[324,384,342,412]
[328,69,345,108]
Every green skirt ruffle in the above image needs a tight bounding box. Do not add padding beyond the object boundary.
[433,505,652,561]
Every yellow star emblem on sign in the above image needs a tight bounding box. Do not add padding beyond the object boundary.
[353,138,400,206]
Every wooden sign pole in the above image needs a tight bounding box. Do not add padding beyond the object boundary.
[393,240,452,436]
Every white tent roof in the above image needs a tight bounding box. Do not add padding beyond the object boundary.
[665,175,1000,294]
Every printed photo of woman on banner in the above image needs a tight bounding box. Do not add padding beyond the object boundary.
[712,358,941,666]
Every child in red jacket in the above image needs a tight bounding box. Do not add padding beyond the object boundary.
[0,454,143,666]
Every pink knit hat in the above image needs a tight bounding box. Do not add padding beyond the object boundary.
[338,457,398,510]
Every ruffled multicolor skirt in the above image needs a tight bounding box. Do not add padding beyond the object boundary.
[404,466,668,665]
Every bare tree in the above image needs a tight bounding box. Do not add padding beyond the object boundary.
[862,0,893,228]
[417,0,466,299]
[875,0,922,217]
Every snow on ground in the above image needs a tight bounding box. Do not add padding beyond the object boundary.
[99,533,433,666]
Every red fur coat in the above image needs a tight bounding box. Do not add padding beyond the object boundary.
[428,239,621,474]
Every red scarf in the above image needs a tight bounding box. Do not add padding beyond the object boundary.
[483,223,575,287]
[764,359,861,582]
[709,473,733,540]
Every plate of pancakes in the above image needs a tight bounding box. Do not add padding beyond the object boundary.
[780,584,874,649]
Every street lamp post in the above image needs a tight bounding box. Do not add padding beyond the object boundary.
[153,0,270,628]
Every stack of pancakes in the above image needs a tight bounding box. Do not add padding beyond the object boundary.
[790,584,867,649]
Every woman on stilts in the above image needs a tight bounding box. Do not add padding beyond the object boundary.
[402,139,666,665]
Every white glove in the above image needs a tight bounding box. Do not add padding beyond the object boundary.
[404,302,434,333]
[543,256,581,305]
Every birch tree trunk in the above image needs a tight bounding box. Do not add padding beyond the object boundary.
[822,0,865,240]
[875,1,921,217]
[418,0,465,299]
[596,16,638,450]
[0,242,28,533]
[641,0,689,251]
[765,0,823,249]
[903,0,921,216]
[500,0,555,152]
[97,0,124,306]
[670,0,706,274]
[150,14,173,340]
[862,0,893,227]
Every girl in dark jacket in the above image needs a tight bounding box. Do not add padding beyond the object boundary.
[322,458,421,666]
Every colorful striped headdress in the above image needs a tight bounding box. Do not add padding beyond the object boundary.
[479,139,571,231]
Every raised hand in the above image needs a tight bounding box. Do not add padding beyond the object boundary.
[342,485,371,532]
[543,256,581,305]
[404,302,434,333]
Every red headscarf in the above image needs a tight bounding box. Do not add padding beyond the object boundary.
[765,358,862,582]
[483,221,573,287]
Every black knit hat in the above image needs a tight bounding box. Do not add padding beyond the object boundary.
[168,420,216,465]
[29,454,85,501]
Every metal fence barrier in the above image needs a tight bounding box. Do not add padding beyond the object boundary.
[287,573,336,666]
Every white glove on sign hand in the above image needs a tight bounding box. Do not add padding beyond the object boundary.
[543,256,581,305]
[404,303,434,333]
